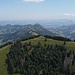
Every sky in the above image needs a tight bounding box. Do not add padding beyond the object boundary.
[0,0,75,20]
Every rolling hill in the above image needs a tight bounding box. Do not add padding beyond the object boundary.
[57,25,75,39]
[48,24,75,40]
[0,24,57,45]
[0,36,75,75]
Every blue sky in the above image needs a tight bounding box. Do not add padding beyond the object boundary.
[0,0,75,20]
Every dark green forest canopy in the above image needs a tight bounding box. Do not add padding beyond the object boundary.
[6,40,72,75]
[4,36,75,75]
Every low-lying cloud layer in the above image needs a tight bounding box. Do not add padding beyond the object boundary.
[23,0,44,3]
[64,13,75,16]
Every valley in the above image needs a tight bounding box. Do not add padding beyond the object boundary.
[47,24,75,40]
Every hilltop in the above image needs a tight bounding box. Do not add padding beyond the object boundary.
[0,36,75,75]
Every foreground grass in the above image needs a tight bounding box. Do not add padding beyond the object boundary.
[0,45,11,75]
[0,36,75,75]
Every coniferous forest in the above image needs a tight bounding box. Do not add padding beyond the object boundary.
[6,39,75,75]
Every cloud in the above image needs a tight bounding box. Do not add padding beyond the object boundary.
[23,0,44,3]
[64,13,75,16]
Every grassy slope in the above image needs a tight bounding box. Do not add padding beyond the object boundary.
[22,36,75,52]
[0,45,11,75]
[0,45,20,75]
[0,36,75,75]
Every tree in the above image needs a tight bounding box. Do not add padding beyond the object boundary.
[28,41,31,46]
[63,41,66,45]
[74,39,75,42]
[44,38,47,42]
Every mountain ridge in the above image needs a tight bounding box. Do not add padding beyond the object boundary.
[0,24,57,45]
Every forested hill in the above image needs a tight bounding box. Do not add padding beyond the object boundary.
[0,24,57,45]
[6,40,66,75]
[0,36,75,75]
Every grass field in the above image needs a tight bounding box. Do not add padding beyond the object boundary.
[0,36,75,75]
[22,36,75,52]
[0,45,11,75]
[0,45,20,75]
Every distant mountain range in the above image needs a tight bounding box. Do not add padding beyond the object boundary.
[43,19,75,29]
[0,19,75,45]
[0,19,75,26]
[57,25,75,39]
[47,24,75,40]
[0,24,57,45]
